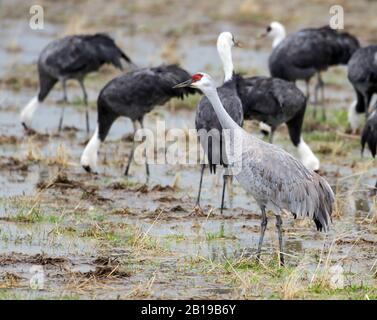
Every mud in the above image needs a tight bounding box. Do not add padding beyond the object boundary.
[0,0,376,300]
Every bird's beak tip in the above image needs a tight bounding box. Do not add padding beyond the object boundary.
[173,79,192,89]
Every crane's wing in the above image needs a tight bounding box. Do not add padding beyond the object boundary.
[240,137,334,230]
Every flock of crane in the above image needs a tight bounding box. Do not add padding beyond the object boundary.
[18,22,377,265]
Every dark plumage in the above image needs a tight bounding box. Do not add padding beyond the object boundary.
[80,64,196,176]
[21,33,132,133]
[270,26,359,82]
[361,107,377,158]
[348,46,377,120]
[267,23,359,119]
[195,77,243,212]
[235,75,306,143]
[361,106,377,195]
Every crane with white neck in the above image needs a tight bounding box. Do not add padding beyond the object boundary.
[194,32,243,214]
[174,73,334,266]
[262,21,359,120]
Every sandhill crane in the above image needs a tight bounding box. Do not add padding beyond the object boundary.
[348,46,377,133]
[263,22,359,120]
[174,72,334,266]
[20,33,133,133]
[235,74,320,171]
[80,64,196,176]
[195,32,243,214]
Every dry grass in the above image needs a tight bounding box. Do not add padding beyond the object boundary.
[46,143,71,167]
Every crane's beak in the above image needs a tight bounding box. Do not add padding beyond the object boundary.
[173,79,193,88]
[258,31,268,38]
[234,39,243,48]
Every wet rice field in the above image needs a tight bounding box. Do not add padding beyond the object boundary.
[0,0,376,299]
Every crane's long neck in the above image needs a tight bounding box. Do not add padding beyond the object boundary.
[203,87,241,131]
[217,43,234,82]
[272,27,286,48]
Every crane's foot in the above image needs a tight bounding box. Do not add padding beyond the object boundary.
[22,123,37,135]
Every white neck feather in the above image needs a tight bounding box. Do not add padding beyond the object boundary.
[272,26,286,48]
[217,40,234,82]
[20,96,39,127]
[296,138,320,171]
[80,127,101,172]
[202,87,241,131]
[348,100,362,133]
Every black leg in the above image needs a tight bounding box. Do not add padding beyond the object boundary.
[305,79,310,101]
[256,206,268,261]
[78,79,89,134]
[220,174,227,214]
[124,121,137,176]
[313,76,320,119]
[139,118,149,178]
[269,129,275,144]
[196,164,205,206]
[318,73,326,121]
[62,79,68,102]
[275,215,285,266]
[58,79,67,132]
[363,93,370,120]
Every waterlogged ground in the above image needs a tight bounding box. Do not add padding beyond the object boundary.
[0,0,376,299]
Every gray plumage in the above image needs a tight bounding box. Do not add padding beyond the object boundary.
[195,77,243,213]
[179,72,335,265]
[196,78,243,172]
[236,134,334,231]
[269,26,359,82]
[348,45,377,117]
[235,75,307,146]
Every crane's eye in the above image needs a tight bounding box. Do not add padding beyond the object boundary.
[266,26,272,32]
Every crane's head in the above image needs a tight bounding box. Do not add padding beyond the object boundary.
[217,32,242,50]
[173,73,215,92]
[260,21,286,39]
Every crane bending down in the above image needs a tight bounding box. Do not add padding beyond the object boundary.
[195,32,243,214]
[361,106,377,194]
[80,64,196,176]
[174,73,334,265]
[20,33,133,133]
[263,22,359,120]
[348,46,377,133]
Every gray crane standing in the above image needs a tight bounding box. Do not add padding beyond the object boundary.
[174,72,335,266]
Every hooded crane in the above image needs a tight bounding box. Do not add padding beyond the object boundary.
[361,106,377,195]
[80,64,196,176]
[348,46,377,133]
[235,74,320,172]
[20,33,133,133]
[361,106,377,158]
[213,31,319,171]
[174,72,334,266]
[194,32,243,214]
[263,22,359,120]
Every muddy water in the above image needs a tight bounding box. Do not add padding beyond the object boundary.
[0,1,376,299]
